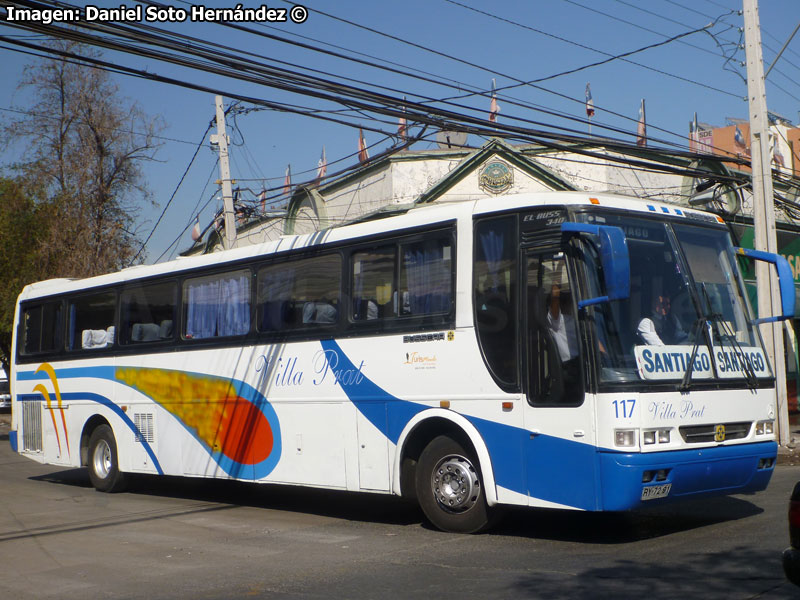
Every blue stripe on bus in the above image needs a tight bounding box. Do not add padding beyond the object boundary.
[320,339,533,496]
[320,339,777,511]
[17,352,778,511]
[17,366,116,382]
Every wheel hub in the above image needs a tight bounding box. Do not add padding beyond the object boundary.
[431,454,479,513]
[93,439,112,479]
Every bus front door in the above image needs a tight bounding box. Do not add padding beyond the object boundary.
[523,250,599,510]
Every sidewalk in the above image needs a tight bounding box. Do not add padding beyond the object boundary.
[777,412,800,466]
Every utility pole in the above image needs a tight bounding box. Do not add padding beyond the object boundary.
[743,0,789,444]
[211,95,237,250]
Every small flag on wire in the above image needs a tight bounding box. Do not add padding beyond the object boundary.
[398,97,408,142]
[317,147,327,179]
[773,135,786,167]
[734,124,747,149]
[283,164,292,195]
[636,99,647,147]
[689,112,698,152]
[358,129,369,163]
[191,215,202,241]
[489,79,500,123]
[585,83,595,117]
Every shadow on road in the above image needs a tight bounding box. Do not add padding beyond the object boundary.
[29,466,765,543]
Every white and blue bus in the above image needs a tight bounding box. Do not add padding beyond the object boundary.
[9,192,795,533]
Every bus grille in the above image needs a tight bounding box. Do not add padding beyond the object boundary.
[22,400,43,452]
[679,421,751,443]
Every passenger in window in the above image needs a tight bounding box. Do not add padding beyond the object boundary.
[637,294,688,346]
[547,282,579,362]
[546,281,581,401]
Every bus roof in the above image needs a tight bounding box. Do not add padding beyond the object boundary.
[17,191,723,302]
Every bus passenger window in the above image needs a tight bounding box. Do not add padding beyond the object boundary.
[183,270,251,339]
[399,238,453,317]
[351,246,395,321]
[474,217,517,388]
[257,254,341,333]
[21,302,63,355]
[68,292,116,351]
[120,282,177,345]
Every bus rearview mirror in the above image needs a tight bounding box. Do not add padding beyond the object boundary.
[561,222,630,309]
[735,247,796,323]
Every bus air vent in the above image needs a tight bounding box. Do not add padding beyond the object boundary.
[679,421,751,443]
[22,400,43,452]
[133,413,155,443]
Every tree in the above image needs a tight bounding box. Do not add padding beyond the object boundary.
[0,41,162,370]
[0,178,49,374]
[6,39,162,278]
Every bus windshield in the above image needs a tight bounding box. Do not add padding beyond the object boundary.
[579,213,771,385]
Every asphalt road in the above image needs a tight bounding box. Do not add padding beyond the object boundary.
[1,413,799,599]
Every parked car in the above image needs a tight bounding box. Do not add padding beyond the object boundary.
[783,481,800,586]
[0,377,9,410]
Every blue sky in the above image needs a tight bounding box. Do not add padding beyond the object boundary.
[1,0,799,264]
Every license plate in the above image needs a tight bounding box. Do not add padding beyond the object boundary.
[641,483,671,501]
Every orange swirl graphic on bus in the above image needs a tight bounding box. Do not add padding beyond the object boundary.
[115,367,274,465]
[33,363,70,459]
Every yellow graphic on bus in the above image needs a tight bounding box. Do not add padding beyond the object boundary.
[33,363,70,459]
[115,367,274,465]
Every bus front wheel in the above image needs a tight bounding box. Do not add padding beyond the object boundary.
[416,435,491,533]
[87,424,127,493]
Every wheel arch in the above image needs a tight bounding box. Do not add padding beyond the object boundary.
[80,414,112,467]
[392,409,498,507]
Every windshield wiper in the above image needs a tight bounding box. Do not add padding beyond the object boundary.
[679,317,708,392]
[698,283,759,389]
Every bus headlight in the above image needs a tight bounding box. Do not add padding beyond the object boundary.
[642,429,671,445]
[755,420,774,435]
[615,429,637,447]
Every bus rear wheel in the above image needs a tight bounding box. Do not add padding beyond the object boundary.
[416,435,491,533]
[87,424,127,493]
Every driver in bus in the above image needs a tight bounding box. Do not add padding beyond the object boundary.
[637,293,688,346]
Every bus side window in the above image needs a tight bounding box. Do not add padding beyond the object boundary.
[120,281,177,345]
[183,270,251,340]
[257,254,341,333]
[399,237,453,317]
[351,246,396,321]
[474,217,518,389]
[68,292,117,351]
[21,301,63,355]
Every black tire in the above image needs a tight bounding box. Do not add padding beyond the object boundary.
[415,435,491,533]
[87,424,127,493]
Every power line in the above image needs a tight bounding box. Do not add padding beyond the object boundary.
[130,122,213,264]
[442,0,743,98]
[0,15,755,179]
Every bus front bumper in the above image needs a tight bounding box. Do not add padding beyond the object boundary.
[597,441,777,511]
